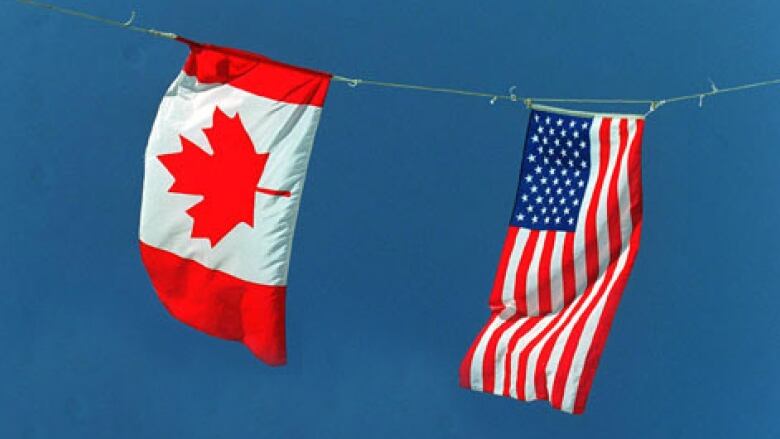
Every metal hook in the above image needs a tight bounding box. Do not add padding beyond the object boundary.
[508,85,518,102]
[708,78,719,93]
[489,96,498,105]
[122,10,137,27]
[698,94,705,108]
[348,78,361,88]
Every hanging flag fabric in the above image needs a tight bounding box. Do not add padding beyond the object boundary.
[139,39,331,366]
[460,105,645,413]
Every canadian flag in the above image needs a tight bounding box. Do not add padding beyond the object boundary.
[139,39,330,365]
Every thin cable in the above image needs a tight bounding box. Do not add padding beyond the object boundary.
[15,0,780,115]
[15,0,177,40]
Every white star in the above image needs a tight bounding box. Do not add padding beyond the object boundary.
[536,196,543,204]
[564,207,571,215]
[527,205,534,212]
[532,215,539,223]
[582,121,589,129]
[545,187,551,194]
[574,170,581,177]
[528,154,536,162]
[573,150,580,158]
[541,177,548,184]
[548,147,555,155]
[580,140,586,148]
[553,178,560,185]
[568,217,575,225]
[554,138,561,147]
[544,157,550,165]
[516,213,525,221]
[560,129,567,137]
[535,166,543,174]
[524,175,533,183]
[569,120,576,128]
[531,134,540,143]
[548,197,555,204]
[562,148,568,157]
[573,199,580,206]
[581,160,588,168]
[559,197,567,205]
[549,128,556,136]
[544,216,551,224]
[552,207,558,214]
[549,168,556,175]
[568,188,576,196]
[541,207,547,214]
[537,146,544,154]
[545,116,551,125]
[542,137,549,145]
[573,131,580,139]
[534,114,540,122]
[555,217,561,224]
[531,185,538,193]
[521,194,529,202]
[556,118,563,127]
[555,159,562,166]
[568,159,575,167]
[556,187,563,195]
[565,178,572,186]
[577,180,585,188]
[537,126,544,134]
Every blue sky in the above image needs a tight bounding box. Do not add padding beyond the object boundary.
[2,1,780,437]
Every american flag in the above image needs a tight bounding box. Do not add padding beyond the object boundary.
[460,105,645,414]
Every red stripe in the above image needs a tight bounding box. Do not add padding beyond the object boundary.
[572,120,644,414]
[140,241,287,366]
[500,317,542,396]
[561,232,576,306]
[528,268,601,401]
[459,313,500,388]
[584,119,612,285]
[488,227,520,310]
[513,230,540,316]
[481,313,519,393]
[549,118,630,409]
[177,38,331,107]
[536,232,557,315]
[606,120,629,262]
[514,298,575,400]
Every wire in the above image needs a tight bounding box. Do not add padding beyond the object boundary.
[15,0,177,40]
[14,0,780,116]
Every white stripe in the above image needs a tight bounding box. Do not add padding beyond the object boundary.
[502,229,531,309]
[507,317,551,399]
[528,257,609,400]
[525,231,547,316]
[549,231,566,313]
[572,117,603,297]
[492,316,528,394]
[617,121,638,245]
[560,241,633,412]
[594,119,621,276]
[469,310,514,391]
[559,119,639,413]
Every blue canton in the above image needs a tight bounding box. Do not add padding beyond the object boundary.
[510,109,592,231]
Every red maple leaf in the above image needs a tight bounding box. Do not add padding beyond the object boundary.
[158,106,290,247]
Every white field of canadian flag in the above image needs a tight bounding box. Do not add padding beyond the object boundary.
[139,39,330,365]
